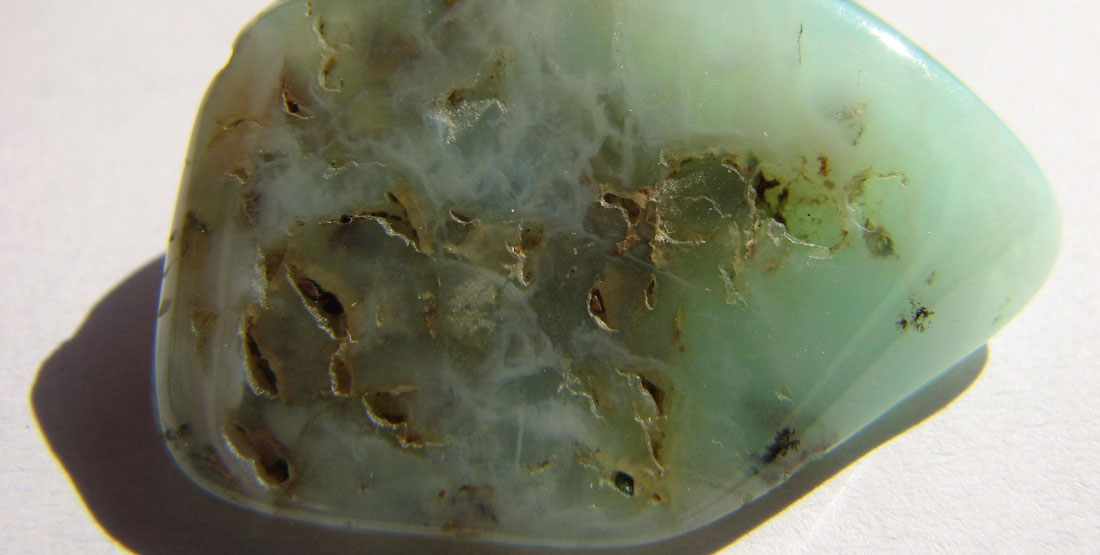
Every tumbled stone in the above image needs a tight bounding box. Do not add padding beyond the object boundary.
[155,0,1059,546]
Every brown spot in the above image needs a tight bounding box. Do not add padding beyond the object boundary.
[424,304,438,336]
[458,484,492,495]
[187,445,233,488]
[229,165,252,184]
[364,389,410,426]
[650,437,664,465]
[319,54,340,90]
[664,154,697,177]
[863,219,896,258]
[329,343,353,396]
[445,88,466,107]
[289,271,349,339]
[241,315,279,397]
[296,278,345,316]
[599,188,661,258]
[296,278,321,301]
[673,308,685,352]
[259,247,285,285]
[443,484,498,531]
[224,421,293,488]
[817,155,830,177]
[241,190,262,225]
[515,225,543,255]
[363,386,430,448]
[190,306,218,356]
[178,211,210,263]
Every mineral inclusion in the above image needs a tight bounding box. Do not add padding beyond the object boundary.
[155,0,1060,546]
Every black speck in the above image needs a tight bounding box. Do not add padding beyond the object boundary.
[761,426,800,464]
[911,306,933,331]
[898,300,934,332]
[752,173,782,204]
[185,211,209,233]
[613,471,635,496]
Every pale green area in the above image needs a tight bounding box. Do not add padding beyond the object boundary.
[155,0,1059,545]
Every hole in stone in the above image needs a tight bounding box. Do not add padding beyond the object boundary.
[263,457,291,485]
[242,324,278,397]
[588,289,605,317]
[638,375,665,416]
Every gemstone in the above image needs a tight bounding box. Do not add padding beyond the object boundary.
[155,0,1059,546]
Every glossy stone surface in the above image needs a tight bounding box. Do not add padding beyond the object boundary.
[155,0,1059,546]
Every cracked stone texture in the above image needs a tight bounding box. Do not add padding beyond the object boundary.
[155,0,1059,546]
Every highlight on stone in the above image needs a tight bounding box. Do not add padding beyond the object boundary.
[155,0,1059,546]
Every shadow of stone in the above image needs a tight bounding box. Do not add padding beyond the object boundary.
[31,257,986,554]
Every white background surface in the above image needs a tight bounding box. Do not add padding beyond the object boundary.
[2,1,1097,553]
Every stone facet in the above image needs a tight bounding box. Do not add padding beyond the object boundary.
[156,0,1059,546]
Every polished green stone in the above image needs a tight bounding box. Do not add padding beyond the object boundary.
[155,0,1059,546]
